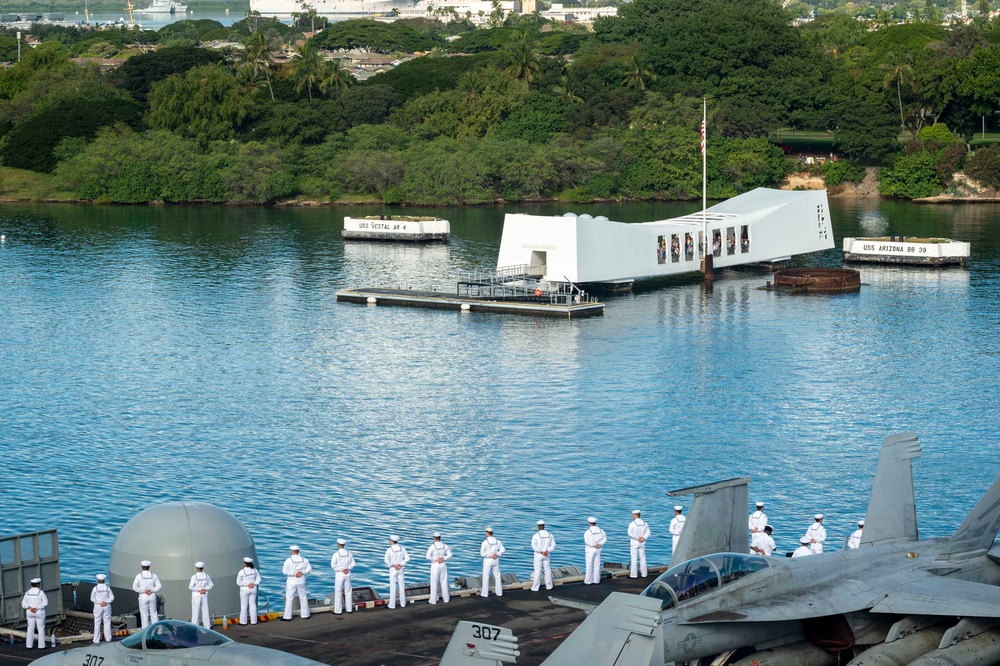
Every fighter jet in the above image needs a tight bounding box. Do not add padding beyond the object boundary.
[28,619,327,666]
[532,432,1000,666]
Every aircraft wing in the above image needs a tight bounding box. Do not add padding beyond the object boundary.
[869,575,1000,617]
[680,585,883,624]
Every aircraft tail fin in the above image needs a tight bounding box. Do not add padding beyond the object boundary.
[861,432,921,546]
[935,474,1000,564]
[667,477,750,565]
[541,592,663,666]
[441,621,520,665]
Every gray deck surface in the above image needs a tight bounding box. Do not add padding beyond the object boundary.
[0,574,657,666]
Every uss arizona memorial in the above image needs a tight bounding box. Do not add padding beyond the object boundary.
[496,188,835,288]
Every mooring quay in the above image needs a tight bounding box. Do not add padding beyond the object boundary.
[337,265,605,318]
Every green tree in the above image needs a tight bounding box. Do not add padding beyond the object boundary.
[877,151,941,198]
[503,31,540,88]
[146,64,259,148]
[621,55,655,90]
[291,42,323,100]
[239,30,278,102]
[964,145,1000,189]
[319,60,355,95]
[108,45,223,102]
[879,51,914,130]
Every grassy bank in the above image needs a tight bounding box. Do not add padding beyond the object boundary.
[0,167,74,202]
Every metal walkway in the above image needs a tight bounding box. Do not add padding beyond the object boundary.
[456,264,599,306]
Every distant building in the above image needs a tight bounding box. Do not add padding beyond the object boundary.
[395,0,521,24]
[71,57,128,70]
[536,3,617,22]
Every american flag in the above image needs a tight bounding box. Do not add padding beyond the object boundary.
[700,119,706,157]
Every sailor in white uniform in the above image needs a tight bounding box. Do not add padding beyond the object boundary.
[132,560,162,628]
[751,525,777,556]
[530,520,556,591]
[189,562,214,628]
[628,510,650,578]
[749,501,768,553]
[282,545,312,620]
[847,520,864,549]
[384,535,410,609]
[330,539,356,614]
[426,533,452,604]
[236,557,261,625]
[91,574,114,644]
[669,506,686,554]
[479,527,506,597]
[583,517,607,585]
[21,578,47,649]
[792,536,813,558]
[805,514,827,554]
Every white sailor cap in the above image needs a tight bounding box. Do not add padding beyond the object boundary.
[195,561,205,568]
[30,577,41,584]
[756,501,765,507]
[587,516,597,523]
[674,505,683,511]
[800,536,811,544]
[289,545,300,551]
[337,538,346,545]
[389,535,400,542]
[433,532,441,538]
[243,557,254,563]
[96,574,106,581]
[858,520,865,526]
[815,514,824,520]
[485,527,493,533]
[140,560,151,567]
[537,520,546,526]
[631,509,640,514]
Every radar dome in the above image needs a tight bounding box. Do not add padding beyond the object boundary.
[109,502,258,622]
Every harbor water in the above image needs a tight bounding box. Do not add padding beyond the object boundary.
[1,198,999,604]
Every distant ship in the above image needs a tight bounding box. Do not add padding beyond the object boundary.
[137,0,187,13]
[248,0,413,15]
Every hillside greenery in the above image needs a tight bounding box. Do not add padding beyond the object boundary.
[1,0,1000,204]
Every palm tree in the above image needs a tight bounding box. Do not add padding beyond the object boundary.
[621,55,655,90]
[240,30,277,101]
[301,2,319,32]
[244,8,263,32]
[292,42,323,100]
[555,73,583,103]
[319,59,355,95]
[460,70,485,104]
[879,52,913,130]
[504,31,539,88]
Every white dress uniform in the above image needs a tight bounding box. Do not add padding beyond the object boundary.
[132,564,162,628]
[479,532,506,597]
[282,548,313,619]
[805,515,827,554]
[583,520,607,585]
[628,513,650,578]
[530,524,556,591]
[21,581,47,649]
[792,538,813,558]
[330,543,356,614]
[384,539,410,609]
[754,533,777,556]
[91,576,114,643]
[848,522,864,550]
[189,565,214,628]
[236,559,261,625]
[669,511,686,554]
[748,505,768,553]
[425,536,452,604]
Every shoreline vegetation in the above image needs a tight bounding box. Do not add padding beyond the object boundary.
[1,0,1000,207]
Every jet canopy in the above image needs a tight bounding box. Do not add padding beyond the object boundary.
[121,620,233,650]
[641,552,770,610]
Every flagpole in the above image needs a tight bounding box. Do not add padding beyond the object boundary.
[702,97,707,266]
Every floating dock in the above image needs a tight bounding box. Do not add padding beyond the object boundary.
[338,265,605,318]
[336,287,605,318]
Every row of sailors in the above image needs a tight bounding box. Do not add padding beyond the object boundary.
[748,501,866,556]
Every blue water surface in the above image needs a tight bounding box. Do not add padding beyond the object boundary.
[1,198,999,602]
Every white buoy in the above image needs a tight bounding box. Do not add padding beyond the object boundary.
[0,234,6,242]
[460,303,471,312]
[366,296,377,305]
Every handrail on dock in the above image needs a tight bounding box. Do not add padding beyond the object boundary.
[456,265,600,305]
